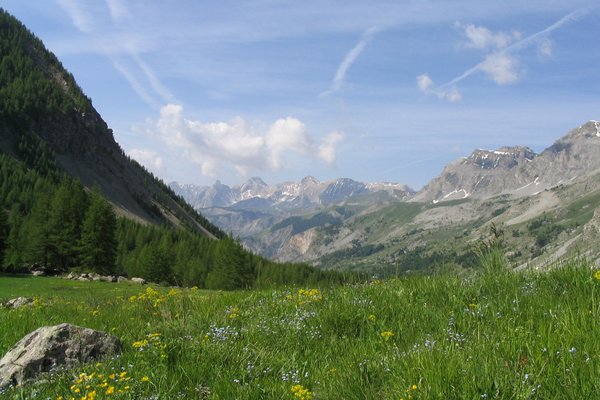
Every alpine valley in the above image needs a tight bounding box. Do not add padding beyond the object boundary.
[173,121,600,274]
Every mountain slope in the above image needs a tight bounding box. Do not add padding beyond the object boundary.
[0,8,221,238]
[413,121,600,203]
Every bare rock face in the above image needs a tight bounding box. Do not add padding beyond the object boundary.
[0,323,121,389]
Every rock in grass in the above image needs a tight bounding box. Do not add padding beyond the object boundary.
[3,297,33,309]
[130,277,146,285]
[0,323,121,389]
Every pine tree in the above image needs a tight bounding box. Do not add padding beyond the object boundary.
[79,188,117,274]
[24,188,53,266]
[0,208,8,268]
[48,180,87,270]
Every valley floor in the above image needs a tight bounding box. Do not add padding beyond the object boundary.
[1,258,600,399]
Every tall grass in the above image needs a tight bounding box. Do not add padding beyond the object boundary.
[1,258,600,399]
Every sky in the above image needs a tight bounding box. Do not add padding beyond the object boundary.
[3,1,600,189]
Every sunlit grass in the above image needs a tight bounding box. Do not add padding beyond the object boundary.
[1,257,600,399]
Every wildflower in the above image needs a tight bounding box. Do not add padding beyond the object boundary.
[368,314,377,321]
[291,384,313,400]
[594,270,600,281]
[227,306,240,319]
[468,303,477,311]
[132,339,148,349]
[105,386,115,395]
[380,330,394,340]
[141,376,150,382]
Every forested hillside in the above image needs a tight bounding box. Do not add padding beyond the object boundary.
[0,8,355,289]
[0,8,223,237]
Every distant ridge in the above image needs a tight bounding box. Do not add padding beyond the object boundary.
[413,121,600,203]
[171,177,414,211]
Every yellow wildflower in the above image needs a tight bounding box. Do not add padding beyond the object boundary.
[368,314,376,321]
[291,384,313,400]
[132,339,148,348]
[105,386,115,395]
[594,270,600,281]
[141,376,150,382]
[380,330,394,340]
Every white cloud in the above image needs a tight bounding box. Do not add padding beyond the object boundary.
[417,74,434,92]
[480,52,519,84]
[457,23,519,50]
[111,55,176,109]
[133,54,176,104]
[265,117,311,168]
[112,60,161,109]
[105,0,128,22]
[320,26,378,97]
[538,39,554,58]
[56,0,93,32]
[416,74,462,103]
[319,131,344,164]
[443,9,590,90]
[128,149,165,175]
[151,104,343,177]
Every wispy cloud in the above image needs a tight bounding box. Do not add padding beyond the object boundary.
[128,148,165,176]
[416,74,461,102]
[419,7,593,102]
[56,0,93,32]
[104,0,128,22]
[132,54,176,104]
[111,59,161,109]
[456,22,520,50]
[320,27,378,97]
[445,8,591,88]
[148,104,344,177]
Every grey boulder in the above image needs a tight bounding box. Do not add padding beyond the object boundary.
[0,323,121,389]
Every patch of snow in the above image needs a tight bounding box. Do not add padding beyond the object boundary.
[515,181,534,191]
[493,150,511,155]
[442,189,470,200]
[594,120,600,137]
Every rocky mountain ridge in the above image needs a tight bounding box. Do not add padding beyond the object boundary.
[171,177,414,211]
[413,121,600,203]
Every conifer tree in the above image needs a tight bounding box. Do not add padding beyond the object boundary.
[48,180,87,270]
[79,188,117,274]
[0,208,8,267]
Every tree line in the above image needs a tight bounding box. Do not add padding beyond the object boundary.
[0,153,359,288]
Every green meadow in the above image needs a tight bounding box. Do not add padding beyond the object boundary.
[1,256,600,399]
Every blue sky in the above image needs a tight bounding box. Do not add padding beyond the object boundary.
[3,1,600,189]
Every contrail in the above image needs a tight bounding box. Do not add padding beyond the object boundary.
[441,7,592,89]
[320,27,379,97]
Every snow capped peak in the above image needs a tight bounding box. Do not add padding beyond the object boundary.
[593,120,600,137]
[301,176,320,185]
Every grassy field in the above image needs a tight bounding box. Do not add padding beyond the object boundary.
[1,256,600,399]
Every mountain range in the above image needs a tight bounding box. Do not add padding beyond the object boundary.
[173,121,600,270]
[171,177,414,211]
[2,7,599,278]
